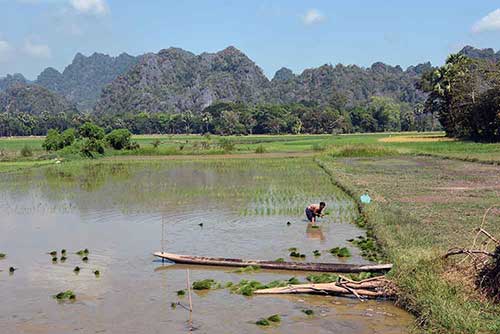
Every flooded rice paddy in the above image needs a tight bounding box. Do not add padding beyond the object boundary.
[0,158,413,333]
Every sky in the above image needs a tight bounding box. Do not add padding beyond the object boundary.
[0,0,499,80]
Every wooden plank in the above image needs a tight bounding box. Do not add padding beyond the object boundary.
[153,252,392,273]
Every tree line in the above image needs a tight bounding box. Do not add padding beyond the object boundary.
[420,54,500,142]
[0,97,438,137]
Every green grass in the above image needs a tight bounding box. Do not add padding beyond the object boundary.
[316,154,500,333]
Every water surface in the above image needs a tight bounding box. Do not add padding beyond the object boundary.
[0,158,413,333]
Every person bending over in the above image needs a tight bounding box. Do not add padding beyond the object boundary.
[305,202,326,224]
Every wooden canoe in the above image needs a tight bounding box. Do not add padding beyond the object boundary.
[153,252,392,273]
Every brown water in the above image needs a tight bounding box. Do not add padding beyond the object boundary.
[0,158,414,333]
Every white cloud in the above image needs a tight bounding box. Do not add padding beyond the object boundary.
[302,9,326,25]
[0,40,13,62]
[23,40,51,59]
[472,9,500,33]
[70,0,108,16]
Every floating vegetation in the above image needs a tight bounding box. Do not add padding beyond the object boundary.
[192,279,217,290]
[53,290,76,301]
[275,258,285,263]
[306,273,338,283]
[313,250,321,256]
[177,290,186,296]
[302,309,314,316]
[94,270,100,276]
[267,314,281,323]
[76,249,89,256]
[233,265,260,274]
[329,247,351,258]
[350,236,382,262]
[289,251,306,258]
[230,277,300,296]
[82,256,89,262]
[73,266,80,273]
[255,318,270,326]
[49,251,57,256]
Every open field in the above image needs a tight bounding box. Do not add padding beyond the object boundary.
[2,132,500,166]
[316,153,500,333]
[1,132,500,333]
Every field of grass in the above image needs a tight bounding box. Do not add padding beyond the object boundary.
[316,151,500,333]
[2,132,500,165]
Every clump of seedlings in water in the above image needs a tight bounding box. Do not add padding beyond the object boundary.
[61,249,66,255]
[52,257,58,262]
[230,277,300,296]
[177,290,185,296]
[256,314,281,326]
[76,249,89,256]
[313,250,321,256]
[73,266,80,273]
[306,273,339,283]
[275,258,285,263]
[0,253,5,259]
[286,221,291,226]
[233,265,260,274]
[94,270,100,276]
[350,236,382,262]
[302,309,314,316]
[289,251,306,258]
[288,247,298,252]
[171,302,177,309]
[61,256,67,262]
[82,256,89,262]
[49,251,57,256]
[329,247,351,258]
[9,267,16,273]
[53,290,76,301]
[192,279,218,290]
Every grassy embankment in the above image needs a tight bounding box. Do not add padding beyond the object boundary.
[316,146,500,333]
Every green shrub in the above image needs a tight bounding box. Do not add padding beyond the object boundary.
[20,144,33,157]
[105,128,132,150]
[78,122,105,140]
[80,139,105,157]
[60,128,76,147]
[43,129,62,151]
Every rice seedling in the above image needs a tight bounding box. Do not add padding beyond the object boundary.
[52,257,57,262]
[289,251,306,258]
[192,279,217,290]
[313,250,321,256]
[61,256,67,262]
[176,290,185,296]
[73,266,80,273]
[329,247,351,258]
[82,256,88,262]
[255,318,270,326]
[302,309,314,316]
[93,270,100,276]
[53,290,76,301]
[274,258,285,263]
[0,253,6,259]
[267,314,281,323]
[61,249,66,255]
[306,273,338,283]
[9,267,16,273]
